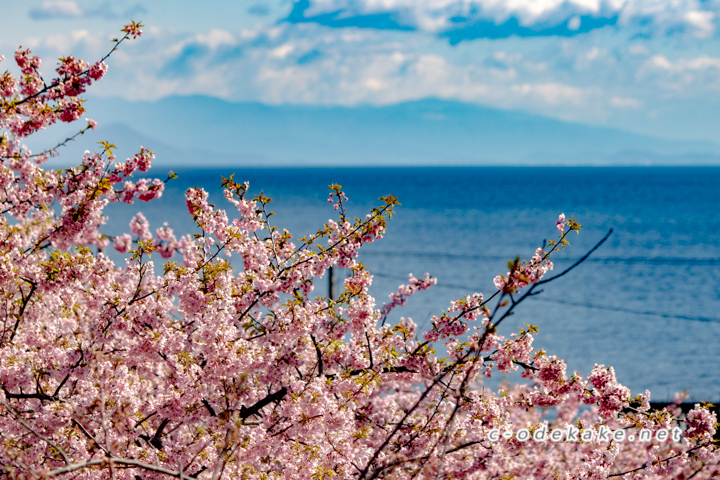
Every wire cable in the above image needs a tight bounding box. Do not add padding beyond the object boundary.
[362,251,720,266]
[371,272,720,324]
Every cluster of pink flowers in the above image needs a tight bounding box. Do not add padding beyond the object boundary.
[493,246,554,294]
[328,184,349,212]
[1,45,109,141]
[380,273,437,317]
[584,364,633,420]
[0,23,716,480]
[557,212,567,232]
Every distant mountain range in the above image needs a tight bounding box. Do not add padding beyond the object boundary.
[28,96,720,167]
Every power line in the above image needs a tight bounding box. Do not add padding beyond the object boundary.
[361,251,720,266]
[371,272,720,324]
[373,272,486,292]
[528,297,720,324]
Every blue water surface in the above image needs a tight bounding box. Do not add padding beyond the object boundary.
[103,167,720,402]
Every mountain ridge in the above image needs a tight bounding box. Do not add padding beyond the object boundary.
[31,95,720,167]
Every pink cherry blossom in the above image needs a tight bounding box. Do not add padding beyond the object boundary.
[0,23,716,480]
[113,232,133,252]
[557,212,566,233]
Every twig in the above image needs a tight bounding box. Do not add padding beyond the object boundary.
[72,419,110,456]
[608,442,712,477]
[537,229,613,286]
[0,397,70,465]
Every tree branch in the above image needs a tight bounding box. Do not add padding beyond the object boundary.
[0,397,70,465]
[240,387,288,420]
[536,229,613,286]
[608,443,712,477]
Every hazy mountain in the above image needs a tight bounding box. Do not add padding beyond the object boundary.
[28,122,267,170]
[30,96,720,167]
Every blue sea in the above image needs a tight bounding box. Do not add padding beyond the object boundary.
[104,167,720,402]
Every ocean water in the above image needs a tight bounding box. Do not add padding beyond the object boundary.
[103,167,720,402]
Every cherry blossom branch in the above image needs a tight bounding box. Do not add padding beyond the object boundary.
[360,371,445,479]
[7,278,36,343]
[13,27,137,108]
[0,397,70,465]
[72,418,111,456]
[239,387,288,420]
[478,228,614,354]
[608,442,713,477]
[536,228,614,285]
[46,457,194,478]
[2,26,715,477]
[0,120,96,160]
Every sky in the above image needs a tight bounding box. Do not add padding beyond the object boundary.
[2,0,720,144]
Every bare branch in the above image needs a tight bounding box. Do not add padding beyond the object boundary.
[537,229,613,286]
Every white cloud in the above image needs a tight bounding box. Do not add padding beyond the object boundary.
[511,82,592,106]
[28,1,146,20]
[304,0,613,27]
[610,95,641,108]
[195,29,236,49]
[10,19,720,131]
[79,25,611,123]
[297,0,719,37]
[29,0,83,19]
[270,43,296,59]
[647,54,720,72]
[568,16,582,30]
[685,10,715,37]
[639,54,720,93]
[628,44,650,56]
[650,54,673,70]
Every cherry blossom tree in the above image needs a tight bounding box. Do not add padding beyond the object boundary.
[0,23,717,480]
